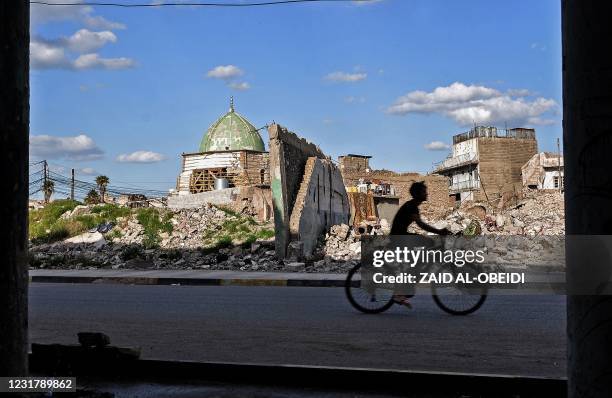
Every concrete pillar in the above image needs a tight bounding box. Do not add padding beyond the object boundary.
[563,1,612,396]
[0,0,29,377]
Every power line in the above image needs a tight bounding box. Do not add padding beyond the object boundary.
[30,0,366,7]
[28,164,169,199]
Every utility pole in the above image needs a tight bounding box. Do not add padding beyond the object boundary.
[43,159,48,192]
[71,168,75,201]
[557,138,562,193]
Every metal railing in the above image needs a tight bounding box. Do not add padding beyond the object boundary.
[434,152,478,172]
[449,179,480,192]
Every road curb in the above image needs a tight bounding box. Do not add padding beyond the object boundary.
[29,274,346,287]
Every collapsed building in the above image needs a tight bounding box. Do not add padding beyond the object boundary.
[168,99,273,221]
[433,126,538,205]
[522,152,564,190]
[338,154,451,226]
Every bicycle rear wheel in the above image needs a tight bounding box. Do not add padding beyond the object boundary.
[345,263,395,314]
[431,284,487,315]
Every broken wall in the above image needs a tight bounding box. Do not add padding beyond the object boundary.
[288,157,350,257]
[477,137,538,202]
[268,124,338,257]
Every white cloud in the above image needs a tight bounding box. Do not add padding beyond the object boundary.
[49,165,66,173]
[74,53,135,70]
[387,82,557,126]
[30,134,104,161]
[64,29,117,53]
[207,65,244,80]
[424,141,450,151]
[31,29,134,71]
[325,71,367,83]
[84,15,126,30]
[116,151,167,163]
[31,0,125,30]
[228,82,251,91]
[79,167,99,175]
[30,40,70,69]
[30,0,91,25]
[506,88,532,97]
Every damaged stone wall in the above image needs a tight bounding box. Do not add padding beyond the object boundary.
[338,155,370,173]
[475,137,538,202]
[269,124,347,258]
[288,157,350,257]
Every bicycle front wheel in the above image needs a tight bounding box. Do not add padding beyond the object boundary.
[345,263,395,314]
[431,284,487,316]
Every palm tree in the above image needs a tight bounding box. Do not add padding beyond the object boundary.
[85,189,101,205]
[43,180,54,204]
[95,175,109,203]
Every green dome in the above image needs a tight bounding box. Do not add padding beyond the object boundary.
[199,100,265,152]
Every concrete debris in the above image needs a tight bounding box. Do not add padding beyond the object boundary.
[315,223,363,264]
[421,191,565,237]
[60,205,90,220]
[64,231,107,248]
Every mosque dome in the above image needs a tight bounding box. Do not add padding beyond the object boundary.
[199,98,265,152]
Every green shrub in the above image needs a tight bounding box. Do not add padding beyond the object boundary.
[135,208,173,248]
[216,235,233,248]
[29,201,139,244]
[105,229,122,241]
[29,199,80,239]
[256,229,275,240]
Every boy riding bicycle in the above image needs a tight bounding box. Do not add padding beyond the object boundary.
[390,182,450,308]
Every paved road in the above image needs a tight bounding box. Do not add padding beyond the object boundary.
[29,283,566,378]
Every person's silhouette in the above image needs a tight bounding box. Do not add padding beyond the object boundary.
[390,182,450,308]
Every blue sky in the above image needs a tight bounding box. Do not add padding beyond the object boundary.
[30,0,562,194]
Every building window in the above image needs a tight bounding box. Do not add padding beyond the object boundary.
[554,176,564,189]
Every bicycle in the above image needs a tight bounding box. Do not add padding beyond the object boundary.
[344,235,488,316]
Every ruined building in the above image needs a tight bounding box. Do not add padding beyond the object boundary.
[168,99,272,220]
[339,154,451,224]
[522,152,564,190]
[434,126,538,204]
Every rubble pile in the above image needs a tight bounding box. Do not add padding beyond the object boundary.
[29,204,354,273]
[319,224,362,262]
[30,204,277,271]
[432,191,565,236]
[30,235,286,272]
[29,190,565,273]
[115,205,229,248]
